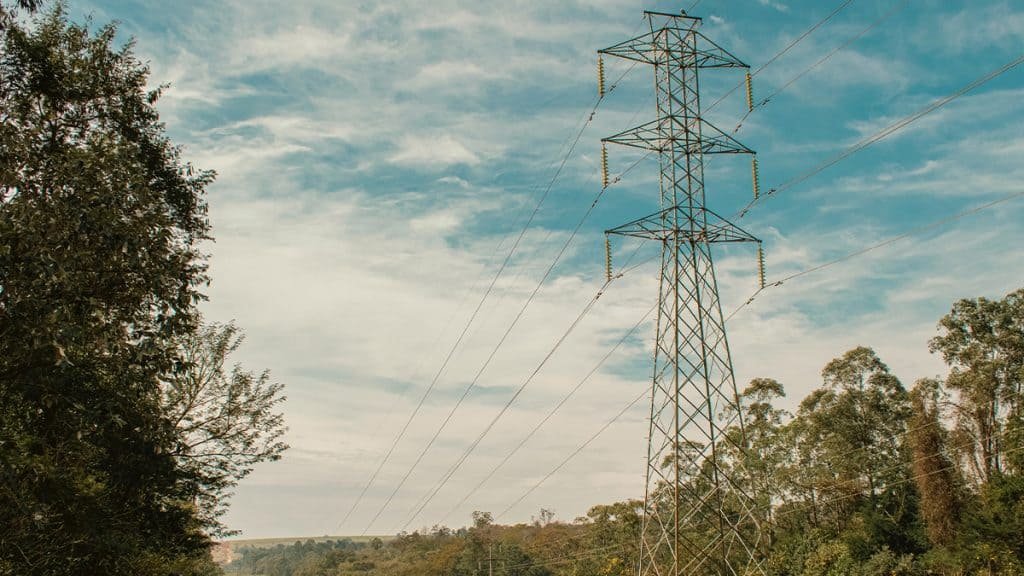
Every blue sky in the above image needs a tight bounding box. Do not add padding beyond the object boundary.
[71,0,1024,538]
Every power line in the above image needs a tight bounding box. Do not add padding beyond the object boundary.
[705,0,859,113]
[361,132,641,534]
[399,277,614,531]
[492,187,1024,523]
[726,188,1024,323]
[338,56,643,533]
[399,230,653,531]
[496,386,649,521]
[438,300,656,526]
[332,222,522,531]
[404,240,647,529]
[730,0,911,133]
[384,156,646,532]
[338,108,595,530]
[738,50,1024,218]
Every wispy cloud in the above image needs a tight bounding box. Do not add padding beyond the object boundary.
[72,0,1024,538]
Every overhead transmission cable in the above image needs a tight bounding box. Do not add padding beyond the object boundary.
[695,0,881,202]
[378,151,646,533]
[438,296,655,526]
[404,241,651,530]
[396,2,884,529]
[497,386,649,520]
[398,276,617,531]
[359,68,643,534]
[727,0,911,133]
[738,50,1024,218]
[331,191,547,531]
[708,0,868,114]
[726,188,1024,322]
[492,187,1024,521]
[338,67,636,531]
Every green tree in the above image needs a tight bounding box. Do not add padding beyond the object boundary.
[584,500,642,576]
[725,378,790,552]
[929,288,1024,483]
[0,3,217,574]
[796,348,910,507]
[782,347,920,560]
[165,321,288,536]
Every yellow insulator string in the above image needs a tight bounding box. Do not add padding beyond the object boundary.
[757,244,766,289]
[745,71,754,112]
[751,156,760,200]
[598,56,606,98]
[605,236,612,282]
[601,143,609,189]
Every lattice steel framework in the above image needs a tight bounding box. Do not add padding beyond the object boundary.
[600,10,765,576]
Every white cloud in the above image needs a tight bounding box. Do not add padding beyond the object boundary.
[71,0,1024,539]
[391,134,482,167]
[756,0,789,13]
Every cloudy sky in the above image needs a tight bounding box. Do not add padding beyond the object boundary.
[71,0,1023,538]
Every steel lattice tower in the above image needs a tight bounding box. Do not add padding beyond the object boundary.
[600,10,765,576]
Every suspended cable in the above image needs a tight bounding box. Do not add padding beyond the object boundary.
[438,292,654,526]
[705,0,861,115]
[726,189,1024,323]
[361,136,643,534]
[732,0,911,135]
[738,51,1024,218]
[491,188,1024,523]
[400,196,650,533]
[337,54,643,533]
[496,387,649,521]
[399,278,613,531]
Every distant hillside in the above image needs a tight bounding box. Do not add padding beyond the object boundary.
[214,535,393,566]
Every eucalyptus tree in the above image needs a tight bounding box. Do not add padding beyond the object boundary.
[783,347,918,554]
[727,378,790,551]
[929,288,1024,483]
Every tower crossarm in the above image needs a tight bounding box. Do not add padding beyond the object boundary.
[603,117,754,155]
[599,14,748,69]
[606,205,760,243]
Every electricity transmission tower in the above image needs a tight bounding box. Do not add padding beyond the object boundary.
[600,10,766,576]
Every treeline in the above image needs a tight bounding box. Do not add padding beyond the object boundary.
[243,288,1024,576]
[225,540,375,576]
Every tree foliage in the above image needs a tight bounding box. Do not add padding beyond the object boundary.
[930,288,1024,483]
[0,3,284,574]
[227,282,1024,576]
[165,321,288,537]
